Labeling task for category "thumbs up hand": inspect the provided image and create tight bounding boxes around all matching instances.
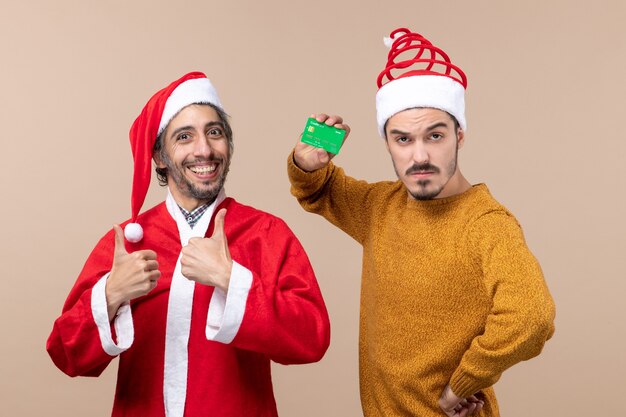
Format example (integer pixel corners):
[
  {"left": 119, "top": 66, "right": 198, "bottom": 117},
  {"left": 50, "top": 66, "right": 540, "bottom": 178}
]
[
  {"left": 181, "top": 209, "right": 233, "bottom": 292},
  {"left": 105, "top": 224, "right": 160, "bottom": 320}
]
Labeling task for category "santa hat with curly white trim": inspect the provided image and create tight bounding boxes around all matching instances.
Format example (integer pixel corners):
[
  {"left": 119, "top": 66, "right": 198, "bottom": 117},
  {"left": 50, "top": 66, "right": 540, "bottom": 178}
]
[
  {"left": 375, "top": 28, "right": 467, "bottom": 138},
  {"left": 124, "top": 71, "right": 223, "bottom": 242}
]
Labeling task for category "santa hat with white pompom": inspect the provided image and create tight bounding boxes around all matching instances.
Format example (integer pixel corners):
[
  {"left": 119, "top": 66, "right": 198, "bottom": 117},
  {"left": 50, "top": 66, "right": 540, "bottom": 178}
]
[
  {"left": 375, "top": 28, "right": 468, "bottom": 138},
  {"left": 124, "top": 71, "right": 223, "bottom": 242}
]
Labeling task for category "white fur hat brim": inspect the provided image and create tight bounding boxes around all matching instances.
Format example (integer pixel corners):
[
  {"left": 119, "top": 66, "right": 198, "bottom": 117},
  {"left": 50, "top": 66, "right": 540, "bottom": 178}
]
[
  {"left": 375, "top": 75, "right": 466, "bottom": 138},
  {"left": 158, "top": 77, "right": 223, "bottom": 135}
]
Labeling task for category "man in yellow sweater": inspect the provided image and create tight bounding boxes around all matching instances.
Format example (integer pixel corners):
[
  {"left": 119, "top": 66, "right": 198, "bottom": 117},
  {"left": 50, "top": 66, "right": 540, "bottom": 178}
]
[{"left": 287, "top": 28, "right": 555, "bottom": 417}]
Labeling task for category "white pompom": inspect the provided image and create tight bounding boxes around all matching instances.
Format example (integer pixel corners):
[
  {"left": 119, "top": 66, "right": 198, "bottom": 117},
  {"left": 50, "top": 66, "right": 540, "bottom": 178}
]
[
  {"left": 383, "top": 36, "right": 395, "bottom": 49},
  {"left": 124, "top": 223, "right": 143, "bottom": 243}
]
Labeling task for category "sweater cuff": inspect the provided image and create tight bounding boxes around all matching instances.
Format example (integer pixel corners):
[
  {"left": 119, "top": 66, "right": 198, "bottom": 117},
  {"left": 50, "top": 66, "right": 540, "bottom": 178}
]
[
  {"left": 287, "top": 150, "right": 333, "bottom": 194},
  {"left": 448, "top": 370, "right": 486, "bottom": 399}
]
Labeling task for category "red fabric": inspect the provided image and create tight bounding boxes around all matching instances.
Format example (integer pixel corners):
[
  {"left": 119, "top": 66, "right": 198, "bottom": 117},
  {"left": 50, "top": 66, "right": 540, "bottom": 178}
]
[
  {"left": 377, "top": 28, "right": 467, "bottom": 89},
  {"left": 47, "top": 198, "right": 330, "bottom": 416},
  {"left": 128, "top": 72, "right": 206, "bottom": 224}
]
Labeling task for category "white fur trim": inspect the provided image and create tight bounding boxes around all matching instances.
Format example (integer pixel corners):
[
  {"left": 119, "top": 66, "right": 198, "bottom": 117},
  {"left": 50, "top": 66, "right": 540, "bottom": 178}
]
[
  {"left": 91, "top": 274, "right": 134, "bottom": 356},
  {"left": 124, "top": 222, "right": 143, "bottom": 243},
  {"left": 158, "top": 78, "right": 223, "bottom": 135},
  {"left": 384, "top": 30, "right": 403, "bottom": 49},
  {"left": 205, "top": 261, "right": 253, "bottom": 343},
  {"left": 375, "top": 75, "right": 466, "bottom": 138},
  {"left": 162, "top": 188, "right": 225, "bottom": 417}
]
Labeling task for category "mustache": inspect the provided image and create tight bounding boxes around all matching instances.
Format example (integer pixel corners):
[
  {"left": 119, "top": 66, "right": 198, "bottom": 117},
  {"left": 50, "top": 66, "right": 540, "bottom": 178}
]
[
  {"left": 405, "top": 163, "right": 440, "bottom": 176},
  {"left": 183, "top": 156, "right": 224, "bottom": 166}
]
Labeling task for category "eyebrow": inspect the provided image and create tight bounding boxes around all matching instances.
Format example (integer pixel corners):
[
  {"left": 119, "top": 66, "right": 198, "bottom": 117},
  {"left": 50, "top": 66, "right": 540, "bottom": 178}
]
[
  {"left": 388, "top": 128, "right": 410, "bottom": 136},
  {"left": 169, "top": 125, "right": 194, "bottom": 138},
  {"left": 388, "top": 121, "right": 449, "bottom": 136},
  {"left": 425, "top": 122, "right": 449, "bottom": 132},
  {"left": 205, "top": 121, "right": 225, "bottom": 130}
]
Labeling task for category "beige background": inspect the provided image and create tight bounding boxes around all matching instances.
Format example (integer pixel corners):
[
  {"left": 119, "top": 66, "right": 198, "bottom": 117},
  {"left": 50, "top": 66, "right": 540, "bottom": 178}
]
[{"left": 1, "top": 0, "right": 624, "bottom": 416}]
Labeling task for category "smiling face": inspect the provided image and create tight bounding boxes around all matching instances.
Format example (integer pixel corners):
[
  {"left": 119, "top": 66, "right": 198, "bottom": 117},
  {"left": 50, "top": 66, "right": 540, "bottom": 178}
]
[
  {"left": 155, "top": 104, "right": 231, "bottom": 211},
  {"left": 385, "top": 107, "right": 469, "bottom": 200}
]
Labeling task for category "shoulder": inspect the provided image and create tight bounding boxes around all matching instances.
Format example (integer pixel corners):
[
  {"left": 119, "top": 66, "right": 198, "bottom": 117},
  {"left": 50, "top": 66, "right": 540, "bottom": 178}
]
[
  {"left": 221, "top": 198, "right": 293, "bottom": 235},
  {"left": 222, "top": 198, "right": 279, "bottom": 222},
  {"left": 132, "top": 201, "right": 169, "bottom": 226},
  {"left": 471, "top": 210, "right": 522, "bottom": 238},
  {"left": 457, "top": 185, "right": 529, "bottom": 246},
  {"left": 461, "top": 185, "right": 519, "bottom": 226},
  {"left": 221, "top": 198, "right": 308, "bottom": 257},
  {"left": 465, "top": 210, "right": 529, "bottom": 259}
]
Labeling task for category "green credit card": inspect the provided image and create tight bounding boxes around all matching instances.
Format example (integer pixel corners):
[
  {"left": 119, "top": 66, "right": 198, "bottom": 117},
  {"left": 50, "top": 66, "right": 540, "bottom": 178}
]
[{"left": 301, "top": 117, "right": 346, "bottom": 154}]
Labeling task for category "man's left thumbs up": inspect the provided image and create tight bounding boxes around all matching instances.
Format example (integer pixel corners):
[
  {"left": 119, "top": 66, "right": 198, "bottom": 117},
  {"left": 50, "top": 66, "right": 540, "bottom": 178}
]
[
  {"left": 181, "top": 209, "right": 233, "bottom": 292},
  {"left": 210, "top": 209, "right": 228, "bottom": 244}
]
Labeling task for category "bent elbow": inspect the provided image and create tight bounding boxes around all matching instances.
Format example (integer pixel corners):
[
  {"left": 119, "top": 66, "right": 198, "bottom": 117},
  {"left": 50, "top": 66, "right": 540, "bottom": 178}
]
[
  {"left": 519, "top": 298, "right": 556, "bottom": 359},
  {"left": 307, "top": 326, "right": 331, "bottom": 363},
  {"left": 274, "top": 317, "right": 331, "bottom": 365},
  {"left": 46, "top": 333, "right": 110, "bottom": 378},
  {"left": 298, "top": 317, "right": 332, "bottom": 364},
  {"left": 46, "top": 341, "right": 80, "bottom": 378},
  {"left": 532, "top": 296, "right": 556, "bottom": 340}
]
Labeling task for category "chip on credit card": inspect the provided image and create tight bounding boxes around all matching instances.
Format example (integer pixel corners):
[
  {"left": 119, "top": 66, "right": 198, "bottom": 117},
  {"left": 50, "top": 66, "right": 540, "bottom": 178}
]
[{"left": 301, "top": 117, "right": 346, "bottom": 154}]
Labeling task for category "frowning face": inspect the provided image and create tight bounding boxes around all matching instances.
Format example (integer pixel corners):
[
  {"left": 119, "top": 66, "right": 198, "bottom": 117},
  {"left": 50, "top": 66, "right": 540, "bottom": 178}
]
[{"left": 385, "top": 107, "right": 465, "bottom": 200}]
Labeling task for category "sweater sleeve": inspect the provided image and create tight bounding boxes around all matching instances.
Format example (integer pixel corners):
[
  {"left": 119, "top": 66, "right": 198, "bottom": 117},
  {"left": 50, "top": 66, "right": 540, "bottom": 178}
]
[
  {"left": 225, "top": 216, "right": 331, "bottom": 365},
  {"left": 46, "top": 231, "right": 125, "bottom": 377},
  {"left": 449, "top": 211, "right": 556, "bottom": 397},
  {"left": 287, "top": 151, "right": 375, "bottom": 245}
]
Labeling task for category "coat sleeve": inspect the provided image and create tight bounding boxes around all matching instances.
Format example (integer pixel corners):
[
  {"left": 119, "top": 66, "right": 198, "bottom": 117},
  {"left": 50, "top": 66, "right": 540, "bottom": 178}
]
[
  {"left": 287, "top": 151, "right": 377, "bottom": 245},
  {"left": 46, "top": 231, "right": 133, "bottom": 377},
  {"left": 449, "top": 211, "right": 556, "bottom": 397},
  {"left": 211, "top": 215, "right": 331, "bottom": 365}
]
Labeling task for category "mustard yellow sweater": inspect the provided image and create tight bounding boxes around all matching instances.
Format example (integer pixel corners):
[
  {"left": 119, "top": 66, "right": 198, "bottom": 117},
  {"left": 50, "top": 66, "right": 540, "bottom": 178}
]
[{"left": 288, "top": 156, "right": 555, "bottom": 417}]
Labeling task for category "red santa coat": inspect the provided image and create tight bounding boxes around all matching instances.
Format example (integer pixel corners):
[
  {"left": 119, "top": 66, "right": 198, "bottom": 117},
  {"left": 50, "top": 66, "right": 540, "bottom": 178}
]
[{"left": 47, "top": 193, "right": 330, "bottom": 416}]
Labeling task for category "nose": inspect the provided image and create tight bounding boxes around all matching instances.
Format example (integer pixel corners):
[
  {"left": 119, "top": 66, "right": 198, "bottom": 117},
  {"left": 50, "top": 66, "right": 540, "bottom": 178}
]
[
  {"left": 193, "top": 137, "right": 213, "bottom": 158},
  {"left": 411, "top": 141, "right": 429, "bottom": 165}
]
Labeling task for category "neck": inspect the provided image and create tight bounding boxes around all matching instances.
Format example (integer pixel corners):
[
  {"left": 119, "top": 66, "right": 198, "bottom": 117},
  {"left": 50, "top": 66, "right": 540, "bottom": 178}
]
[
  {"left": 179, "top": 200, "right": 210, "bottom": 212},
  {"left": 167, "top": 187, "right": 214, "bottom": 212},
  {"left": 437, "top": 169, "right": 471, "bottom": 199}
]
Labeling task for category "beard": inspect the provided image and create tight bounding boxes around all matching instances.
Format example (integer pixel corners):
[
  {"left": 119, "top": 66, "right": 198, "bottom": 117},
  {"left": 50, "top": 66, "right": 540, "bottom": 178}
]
[
  {"left": 393, "top": 147, "right": 458, "bottom": 201},
  {"left": 160, "top": 150, "right": 230, "bottom": 205},
  {"left": 410, "top": 179, "right": 445, "bottom": 200}
]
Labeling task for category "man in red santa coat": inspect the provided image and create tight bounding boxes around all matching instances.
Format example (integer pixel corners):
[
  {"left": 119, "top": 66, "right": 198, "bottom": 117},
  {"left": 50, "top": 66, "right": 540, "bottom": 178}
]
[{"left": 47, "top": 72, "right": 331, "bottom": 417}]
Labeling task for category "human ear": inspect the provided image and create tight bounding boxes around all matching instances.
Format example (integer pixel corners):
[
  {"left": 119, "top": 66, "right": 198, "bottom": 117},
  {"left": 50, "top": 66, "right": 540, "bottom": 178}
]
[
  {"left": 456, "top": 128, "right": 465, "bottom": 149},
  {"left": 153, "top": 151, "right": 166, "bottom": 169}
]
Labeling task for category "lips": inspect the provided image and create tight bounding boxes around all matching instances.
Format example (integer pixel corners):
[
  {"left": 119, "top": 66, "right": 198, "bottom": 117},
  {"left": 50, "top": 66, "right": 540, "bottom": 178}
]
[
  {"left": 185, "top": 160, "right": 221, "bottom": 180},
  {"left": 188, "top": 164, "right": 217, "bottom": 174}
]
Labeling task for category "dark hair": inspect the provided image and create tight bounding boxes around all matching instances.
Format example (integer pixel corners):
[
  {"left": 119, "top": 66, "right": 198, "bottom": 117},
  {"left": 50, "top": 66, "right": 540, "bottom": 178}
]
[
  {"left": 449, "top": 112, "right": 460, "bottom": 131},
  {"left": 153, "top": 103, "right": 233, "bottom": 186}
]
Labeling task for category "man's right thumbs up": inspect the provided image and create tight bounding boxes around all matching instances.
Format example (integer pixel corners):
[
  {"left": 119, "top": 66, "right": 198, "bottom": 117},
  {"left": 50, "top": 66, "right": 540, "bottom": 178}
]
[{"left": 105, "top": 225, "right": 161, "bottom": 321}]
